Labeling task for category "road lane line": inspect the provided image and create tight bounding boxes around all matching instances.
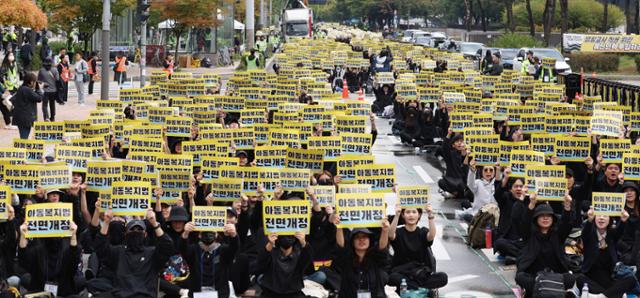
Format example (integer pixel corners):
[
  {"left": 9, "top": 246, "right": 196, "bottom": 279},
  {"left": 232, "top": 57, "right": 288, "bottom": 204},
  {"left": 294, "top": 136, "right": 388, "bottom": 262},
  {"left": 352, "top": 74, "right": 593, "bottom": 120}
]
[
  {"left": 414, "top": 165, "right": 435, "bottom": 184},
  {"left": 433, "top": 225, "right": 451, "bottom": 261},
  {"left": 448, "top": 274, "right": 479, "bottom": 284}
]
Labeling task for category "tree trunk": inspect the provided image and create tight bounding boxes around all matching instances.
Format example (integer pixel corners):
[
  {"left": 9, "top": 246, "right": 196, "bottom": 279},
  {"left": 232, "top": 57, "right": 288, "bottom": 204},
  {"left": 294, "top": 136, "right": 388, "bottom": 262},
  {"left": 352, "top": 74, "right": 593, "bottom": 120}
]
[
  {"left": 625, "top": 0, "right": 632, "bottom": 34},
  {"left": 477, "top": 0, "right": 487, "bottom": 32},
  {"left": 542, "top": 0, "right": 556, "bottom": 47},
  {"left": 636, "top": 0, "right": 640, "bottom": 34},
  {"left": 560, "top": 0, "right": 568, "bottom": 35},
  {"left": 174, "top": 32, "right": 181, "bottom": 61},
  {"left": 464, "top": 0, "right": 472, "bottom": 31},
  {"left": 602, "top": 0, "right": 608, "bottom": 33},
  {"left": 526, "top": 0, "right": 535, "bottom": 37},
  {"left": 505, "top": 0, "right": 514, "bottom": 32}
]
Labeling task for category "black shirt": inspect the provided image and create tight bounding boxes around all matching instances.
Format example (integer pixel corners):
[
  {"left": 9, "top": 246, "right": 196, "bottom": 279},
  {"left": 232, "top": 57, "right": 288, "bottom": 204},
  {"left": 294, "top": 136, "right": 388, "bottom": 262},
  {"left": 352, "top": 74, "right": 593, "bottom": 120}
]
[{"left": 391, "top": 227, "right": 432, "bottom": 268}]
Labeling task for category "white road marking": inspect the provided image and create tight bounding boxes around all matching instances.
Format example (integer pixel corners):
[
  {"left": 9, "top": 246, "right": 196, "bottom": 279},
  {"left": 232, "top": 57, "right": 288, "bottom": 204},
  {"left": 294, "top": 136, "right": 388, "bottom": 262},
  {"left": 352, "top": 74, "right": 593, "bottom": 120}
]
[
  {"left": 433, "top": 226, "right": 451, "bottom": 261},
  {"left": 414, "top": 165, "right": 435, "bottom": 184},
  {"left": 447, "top": 274, "right": 479, "bottom": 284}
]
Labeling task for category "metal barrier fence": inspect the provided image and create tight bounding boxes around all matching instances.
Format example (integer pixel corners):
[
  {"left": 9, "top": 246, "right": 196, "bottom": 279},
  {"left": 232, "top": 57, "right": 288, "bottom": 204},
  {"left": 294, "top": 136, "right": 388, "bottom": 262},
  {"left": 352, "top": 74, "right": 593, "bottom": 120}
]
[{"left": 558, "top": 74, "right": 640, "bottom": 112}]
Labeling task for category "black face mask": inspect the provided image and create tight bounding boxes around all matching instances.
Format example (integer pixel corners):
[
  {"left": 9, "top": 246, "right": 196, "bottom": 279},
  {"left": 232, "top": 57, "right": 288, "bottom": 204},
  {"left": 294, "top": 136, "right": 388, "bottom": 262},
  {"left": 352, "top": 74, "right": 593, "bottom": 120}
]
[
  {"left": 318, "top": 179, "right": 333, "bottom": 186},
  {"left": 200, "top": 232, "right": 216, "bottom": 245},
  {"left": 109, "top": 221, "right": 126, "bottom": 245},
  {"left": 125, "top": 231, "right": 145, "bottom": 252},
  {"left": 276, "top": 236, "right": 296, "bottom": 250}
]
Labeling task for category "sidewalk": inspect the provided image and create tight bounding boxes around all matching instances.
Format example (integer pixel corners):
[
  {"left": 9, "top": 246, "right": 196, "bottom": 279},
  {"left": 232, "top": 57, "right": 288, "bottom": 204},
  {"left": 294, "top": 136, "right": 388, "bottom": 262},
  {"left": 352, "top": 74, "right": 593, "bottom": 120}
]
[{"left": 0, "top": 63, "right": 240, "bottom": 148}]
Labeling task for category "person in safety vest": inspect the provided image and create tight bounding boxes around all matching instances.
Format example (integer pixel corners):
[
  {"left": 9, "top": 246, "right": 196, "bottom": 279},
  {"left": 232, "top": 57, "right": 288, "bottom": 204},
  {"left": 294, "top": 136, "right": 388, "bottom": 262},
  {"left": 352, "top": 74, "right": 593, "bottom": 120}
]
[
  {"left": 537, "top": 57, "right": 556, "bottom": 83},
  {"left": 56, "top": 54, "right": 70, "bottom": 104},
  {"left": 520, "top": 50, "right": 535, "bottom": 75},
  {"left": 0, "top": 51, "right": 20, "bottom": 128},
  {"left": 87, "top": 52, "right": 98, "bottom": 95},
  {"left": 256, "top": 35, "right": 268, "bottom": 57},
  {"left": 163, "top": 54, "right": 175, "bottom": 79},
  {"left": 114, "top": 51, "right": 128, "bottom": 86},
  {"left": 245, "top": 49, "right": 260, "bottom": 70}
]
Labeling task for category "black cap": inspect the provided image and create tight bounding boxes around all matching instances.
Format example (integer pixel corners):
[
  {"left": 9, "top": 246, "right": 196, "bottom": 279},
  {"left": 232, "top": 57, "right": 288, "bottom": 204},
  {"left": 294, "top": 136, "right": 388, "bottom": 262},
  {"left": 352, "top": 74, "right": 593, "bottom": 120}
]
[
  {"left": 527, "top": 50, "right": 534, "bottom": 55},
  {"left": 565, "top": 168, "right": 574, "bottom": 177},
  {"left": 236, "top": 151, "right": 248, "bottom": 158},
  {"left": 126, "top": 220, "right": 146, "bottom": 231},
  {"left": 226, "top": 206, "right": 237, "bottom": 218},
  {"left": 451, "top": 134, "right": 464, "bottom": 143},
  {"left": 622, "top": 181, "right": 639, "bottom": 193},
  {"left": 532, "top": 204, "right": 554, "bottom": 219},
  {"left": 46, "top": 189, "right": 65, "bottom": 197},
  {"left": 167, "top": 206, "right": 189, "bottom": 222},
  {"left": 351, "top": 228, "right": 373, "bottom": 237}
]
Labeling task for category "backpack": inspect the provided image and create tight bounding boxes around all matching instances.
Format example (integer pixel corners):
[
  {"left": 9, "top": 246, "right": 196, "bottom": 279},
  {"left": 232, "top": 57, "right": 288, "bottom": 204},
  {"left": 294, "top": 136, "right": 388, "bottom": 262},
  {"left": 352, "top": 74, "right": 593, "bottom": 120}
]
[
  {"left": 532, "top": 270, "right": 565, "bottom": 298},
  {"left": 467, "top": 203, "right": 499, "bottom": 248}
]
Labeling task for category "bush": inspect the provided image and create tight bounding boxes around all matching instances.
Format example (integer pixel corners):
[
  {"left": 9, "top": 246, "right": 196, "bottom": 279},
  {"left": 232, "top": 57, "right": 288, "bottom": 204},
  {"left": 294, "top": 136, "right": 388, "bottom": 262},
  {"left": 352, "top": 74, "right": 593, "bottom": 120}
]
[
  {"left": 634, "top": 56, "right": 640, "bottom": 73},
  {"left": 565, "top": 53, "right": 619, "bottom": 73},
  {"left": 509, "top": 0, "right": 625, "bottom": 32},
  {"left": 490, "top": 33, "right": 543, "bottom": 48}
]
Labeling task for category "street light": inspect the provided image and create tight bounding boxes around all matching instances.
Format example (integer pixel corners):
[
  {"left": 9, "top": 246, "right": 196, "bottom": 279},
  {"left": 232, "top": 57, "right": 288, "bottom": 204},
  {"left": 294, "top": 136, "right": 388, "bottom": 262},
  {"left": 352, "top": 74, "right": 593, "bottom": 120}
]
[{"left": 137, "top": 0, "right": 151, "bottom": 87}]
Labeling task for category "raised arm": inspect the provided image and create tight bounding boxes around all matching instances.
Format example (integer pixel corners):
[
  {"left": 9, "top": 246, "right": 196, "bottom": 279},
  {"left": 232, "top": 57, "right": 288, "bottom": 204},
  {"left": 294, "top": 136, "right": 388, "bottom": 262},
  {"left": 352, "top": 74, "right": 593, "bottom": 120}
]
[
  {"left": 378, "top": 218, "right": 389, "bottom": 250},
  {"left": 388, "top": 204, "right": 402, "bottom": 241},
  {"left": 426, "top": 204, "right": 436, "bottom": 242},
  {"left": 332, "top": 214, "right": 345, "bottom": 248}
]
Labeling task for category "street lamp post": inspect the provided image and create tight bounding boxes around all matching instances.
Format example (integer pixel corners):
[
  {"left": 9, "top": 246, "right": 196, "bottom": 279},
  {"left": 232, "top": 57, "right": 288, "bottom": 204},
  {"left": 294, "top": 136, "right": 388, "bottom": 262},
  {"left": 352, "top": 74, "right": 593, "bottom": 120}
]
[
  {"left": 246, "top": 0, "right": 255, "bottom": 50},
  {"left": 100, "top": 0, "right": 110, "bottom": 100}
]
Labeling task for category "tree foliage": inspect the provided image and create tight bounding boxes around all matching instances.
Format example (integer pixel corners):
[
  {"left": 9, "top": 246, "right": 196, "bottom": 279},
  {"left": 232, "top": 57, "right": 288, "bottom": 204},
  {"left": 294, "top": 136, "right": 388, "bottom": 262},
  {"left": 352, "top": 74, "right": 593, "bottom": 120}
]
[
  {"left": 509, "top": 0, "right": 625, "bottom": 32},
  {"left": 0, "top": 0, "right": 48, "bottom": 30}
]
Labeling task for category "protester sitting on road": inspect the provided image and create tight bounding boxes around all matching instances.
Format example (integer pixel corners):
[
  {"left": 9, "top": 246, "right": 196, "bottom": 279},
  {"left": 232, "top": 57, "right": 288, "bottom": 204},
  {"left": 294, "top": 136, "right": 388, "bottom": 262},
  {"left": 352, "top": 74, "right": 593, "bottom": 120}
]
[
  {"left": 332, "top": 216, "right": 390, "bottom": 298},
  {"left": 372, "top": 83, "right": 395, "bottom": 115},
  {"left": 456, "top": 158, "right": 498, "bottom": 222},
  {"left": 437, "top": 130, "right": 469, "bottom": 200},
  {"left": 577, "top": 207, "right": 636, "bottom": 298},
  {"left": 618, "top": 182, "right": 640, "bottom": 265},
  {"left": 258, "top": 232, "right": 312, "bottom": 298},
  {"left": 515, "top": 197, "right": 576, "bottom": 298},
  {"left": 388, "top": 203, "right": 447, "bottom": 297}
]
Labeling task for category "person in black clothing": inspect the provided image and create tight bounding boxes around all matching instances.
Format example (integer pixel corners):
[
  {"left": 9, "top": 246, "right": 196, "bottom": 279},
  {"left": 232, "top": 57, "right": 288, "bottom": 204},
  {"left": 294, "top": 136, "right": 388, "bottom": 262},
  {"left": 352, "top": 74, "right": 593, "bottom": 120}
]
[
  {"left": 480, "top": 50, "right": 492, "bottom": 73},
  {"left": 344, "top": 68, "right": 360, "bottom": 93},
  {"left": 493, "top": 171, "right": 528, "bottom": 264},
  {"left": 94, "top": 209, "right": 174, "bottom": 298},
  {"left": 618, "top": 182, "right": 640, "bottom": 265},
  {"left": 257, "top": 232, "right": 312, "bottom": 298},
  {"left": 515, "top": 196, "right": 576, "bottom": 298},
  {"left": 593, "top": 162, "right": 623, "bottom": 194},
  {"left": 399, "top": 101, "right": 422, "bottom": 147},
  {"left": 332, "top": 216, "right": 390, "bottom": 298},
  {"left": 372, "top": 83, "right": 395, "bottom": 115},
  {"left": 484, "top": 53, "right": 503, "bottom": 76},
  {"left": 388, "top": 203, "right": 447, "bottom": 296},
  {"left": 179, "top": 220, "right": 239, "bottom": 297},
  {"left": 19, "top": 40, "right": 33, "bottom": 71},
  {"left": 10, "top": 72, "right": 43, "bottom": 139},
  {"left": 159, "top": 206, "right": 191, "bottom": 298},
  {"left": 87, "top": 52, "right": 98, "bottom": 95},
  {"left": 437, "top": 131, "right": 469, "bottom": 199},
  {"left": 18, "top": 219, "right": 82, "bottom": 296},
  {"left": 304, "top": 187, "right": 337, "bottom": 288},
  {"left": 577, "top": 207, "right": 635, "bottom": 298}
]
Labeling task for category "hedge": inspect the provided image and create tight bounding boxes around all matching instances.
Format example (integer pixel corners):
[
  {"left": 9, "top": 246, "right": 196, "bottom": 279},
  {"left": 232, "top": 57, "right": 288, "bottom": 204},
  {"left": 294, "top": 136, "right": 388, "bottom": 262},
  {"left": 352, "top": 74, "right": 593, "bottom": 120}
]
[
  {"left": 490, "top": 33, "right": 542, "bottom": 48},
  {"left": 565, "top": 53, "right": 619, "bottom": 73}
]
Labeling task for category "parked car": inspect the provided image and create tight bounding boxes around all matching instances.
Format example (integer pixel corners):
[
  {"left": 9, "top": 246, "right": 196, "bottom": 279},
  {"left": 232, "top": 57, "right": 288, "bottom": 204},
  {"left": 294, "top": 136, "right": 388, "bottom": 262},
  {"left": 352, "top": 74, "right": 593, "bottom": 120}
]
[
  {"left": 513, "top": 48, "right": 572, "bottom": 74},
  {"left": 401, "top": 29, "right": 421, "bottom": 42},
  {"left": 499, "top": 48, "right": 519, "bottom": 70},
  {"left": 410, "top": 31, "right": 431, "bottom": 44},
  {"left": 459, "top": 42, "right": 485, "bottom": 60}
]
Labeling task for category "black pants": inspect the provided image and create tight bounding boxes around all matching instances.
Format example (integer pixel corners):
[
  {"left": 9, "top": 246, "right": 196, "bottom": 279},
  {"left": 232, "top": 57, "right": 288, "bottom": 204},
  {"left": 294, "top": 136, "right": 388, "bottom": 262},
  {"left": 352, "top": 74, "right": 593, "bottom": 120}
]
[
  {"left": 438, "top": 176, "right": 466, "bottom": 197},
  {"left": 576, "top": 273, "right": 636, "bottom": 298},
  {"left": 231, "top": 253, "right": 259, "bottom": 295},
  {"left": 42, "top": 92, "right": 57, "bottom": 121},
  {"left": 88, "top": 74, "right": 95, "bottom": 94},
  {"left": 59, "top": 81, "right": 68, "bottom": 102},
  {"left": 389, "top": 271, "right": 448, "bottom": 292},
  {"left": 0, "top": 102, "right": 10, "bottom": 125},
  {"left": 494, "top": 238, "right": 524, "bottom": 258},
  {"left": 516, "top": 272, "right": 575, "bottom": 298}
]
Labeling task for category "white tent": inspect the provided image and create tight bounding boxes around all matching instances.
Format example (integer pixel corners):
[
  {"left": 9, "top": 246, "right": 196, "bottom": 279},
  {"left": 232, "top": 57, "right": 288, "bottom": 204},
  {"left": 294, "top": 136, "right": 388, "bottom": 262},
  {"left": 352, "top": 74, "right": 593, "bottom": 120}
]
[{"left": 158, "top": 19, "right": 243, "bottom": 30}]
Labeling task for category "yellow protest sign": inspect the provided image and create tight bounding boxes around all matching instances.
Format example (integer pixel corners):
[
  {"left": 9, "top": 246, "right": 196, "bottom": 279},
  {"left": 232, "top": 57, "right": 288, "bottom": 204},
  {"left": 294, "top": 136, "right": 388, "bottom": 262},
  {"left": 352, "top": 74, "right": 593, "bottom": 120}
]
[
  {"left": 129, "top": 136, "right": 164, "bottom": 153},
  {"left": 0, "top": 148, "right": 26, "bottom": 165},
  {"left": 472, "top": 143, "right": 500, "bottom": 166},
  {"left": 397, "top": 186, "right": 429, "bottom": 208},
  {"left": 555, "top": 136, "right": 591, "bottom": 162},
  {"left": 269, "top": 129, "right": 301, "bottom": 148},
  {"left": 592, "top": 192, "right": 625, "bottom": 216},
  {"left": 70, "top": 137, "right": 105, "bottom": 158},
  {"left": 534, "top": 178, "right": 567, "bottom": 201},
  {"left": 255, "top": 146, "right": 287, "bottom": 168},
  {"left": 181, "top": 140, "right": 218, "bottom": 166},
  {"left": 25, "top": 202, "right": 73, "bottom": 238},
  {"left": 336, "top": 193, "right": 386, "bottom": 228},
  {"left": 158, "top": 167, "right": 192, "bottom": 192},
  {"left": 0, "top": 186, "right": 11, "bottom": 220},
  {"left": 165, "top": 116, "right": 192, "bottom": 138},
  {"left": 336, "top": 115, "right": 367, "bottom": 134},
  {"left": 55, "top": 146, "right": 91, "bottom": 172},
  {"left": 33, "top": 121, "right": 65, "bottom": 143},
  {"left": 263, "top": 200, "right": 311, "bottom": 235},
  {"left": 111, "top": 181, "right": 152, "bottom": 216},
  {"left": 450, "top": 112, "right": 474, "bottom": 133},
  {"left": 545, "top": 116, "right": 574, "bottom": 135},
  {"left": 280, "top": 168, "right": 311, "bottom": 191},
  {"left": 591, "top": 109, "right": 623, "bottom": 137},
  {"left": 499, "top": 141, "right": 530, "bottom": 166},
  {"left": 525, "top": 164, "right": 566, "bottom": 193},
  {"left": 192, "top": 206, "right": 227, "bottom": 232},
  {"left": 623, "top": 153, "right": 640, "bottom": 181},
  {"left": 13, "top": 139, "right": 45, "bottom": 161},
  {"left": 38, "top": 164, "right": 71, "bottom": 190},
  {"left": 156, "top": 153, "right": 194, "bottom": 170},
  {"left": 308, "top": 136, "right": 341, "bottom": 161},
  {"left": 355, "top": 164, "right": 396, "bottom": 193},
  {"left": 3, "top": 164, "right": 40, "bottom": 194},
  {"left": 210, "top": 178, "right": 243, "bottom": 202},
  {"left": 599, "top": 139, "right": 630, "bottom": 163},
  {"left": 509, "top": 150, "right": 545, "bottom": 178},
  {"left": 307, "top": 185, "right": 336, "bottom": 207},
  {"left": 530, "top": 134, "right": 556, "bottom": 156},
  {"left": 341, "top": 133, "right": 372, "bottom": 155},
  {"left": 86, "top": 160, "right": 122, "bottom": 192},
  {"left": 286, "top": 148, "right": 323, "bottom": 171},
  {"left": 201, "top": 156, "right": 239, "bottom": 183}
]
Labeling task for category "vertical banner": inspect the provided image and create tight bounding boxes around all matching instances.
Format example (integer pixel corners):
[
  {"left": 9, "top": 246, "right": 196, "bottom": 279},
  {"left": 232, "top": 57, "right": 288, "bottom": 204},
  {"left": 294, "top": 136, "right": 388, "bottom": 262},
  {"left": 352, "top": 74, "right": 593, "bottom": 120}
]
[
  {"left": 192, "top": 206, "right": 227, "bottom": 232},
  {"left": 263, "top": 200, "right": 311, "bottom": 235},
  {"left": 336, "top": 193, "right": 386, "bottom": 228},
  {"left": 25, "top": 202, "right": 73, "bottom": 238}
]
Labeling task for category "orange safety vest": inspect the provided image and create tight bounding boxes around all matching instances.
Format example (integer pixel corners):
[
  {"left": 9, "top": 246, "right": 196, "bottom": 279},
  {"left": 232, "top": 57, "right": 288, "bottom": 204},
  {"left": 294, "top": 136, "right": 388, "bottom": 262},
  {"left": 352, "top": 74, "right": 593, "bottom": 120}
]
[
  {"left": 60, "top": 64, "right": 69, "bottom": 82},
  {"left": 87, "top": 58, "right": 95, "bottom": 75},
  {"left": 115, "top": 57, "right": 126, "bottom": 72},
  {"left": 162, "top": 60, "right": 174, "bottom": 75}
]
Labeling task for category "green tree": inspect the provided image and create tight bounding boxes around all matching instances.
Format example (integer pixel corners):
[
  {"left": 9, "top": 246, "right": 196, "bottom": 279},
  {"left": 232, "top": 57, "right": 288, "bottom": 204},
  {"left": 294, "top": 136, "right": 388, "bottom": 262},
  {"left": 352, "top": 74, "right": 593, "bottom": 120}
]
[{"left": 510, "top": 0, "right": 624, "bottom": 32}]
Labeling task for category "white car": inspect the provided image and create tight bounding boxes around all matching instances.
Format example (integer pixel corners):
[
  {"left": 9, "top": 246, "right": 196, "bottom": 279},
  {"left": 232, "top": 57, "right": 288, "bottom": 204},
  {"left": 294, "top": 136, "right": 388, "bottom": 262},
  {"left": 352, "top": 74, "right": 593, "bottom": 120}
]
[
  {"left": 401, "top": 29, "right": 421, "bottom": 42},
  {"left": 513, "top": 48, "right": 572, "bottom": 74}
]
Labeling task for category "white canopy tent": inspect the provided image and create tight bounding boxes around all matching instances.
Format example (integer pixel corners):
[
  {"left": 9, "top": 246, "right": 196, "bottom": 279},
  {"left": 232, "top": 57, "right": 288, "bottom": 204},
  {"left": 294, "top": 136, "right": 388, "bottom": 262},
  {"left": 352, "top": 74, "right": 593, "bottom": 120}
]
[{"left": 158, "top": 19, "right": 244, "bottom": 31}]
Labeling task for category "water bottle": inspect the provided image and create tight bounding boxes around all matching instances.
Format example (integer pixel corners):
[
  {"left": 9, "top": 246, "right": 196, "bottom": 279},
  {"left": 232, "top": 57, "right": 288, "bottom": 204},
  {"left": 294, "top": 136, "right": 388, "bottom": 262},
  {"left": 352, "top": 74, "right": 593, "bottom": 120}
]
[
  {"left": 485, "top": 225, "right": 493, "bottom": 249},
  {"left": 581, "top": 283, "right": 589, "bottom": 298},
  {"left": 399, "top": 278, "right": 408, "bottom": 294}
]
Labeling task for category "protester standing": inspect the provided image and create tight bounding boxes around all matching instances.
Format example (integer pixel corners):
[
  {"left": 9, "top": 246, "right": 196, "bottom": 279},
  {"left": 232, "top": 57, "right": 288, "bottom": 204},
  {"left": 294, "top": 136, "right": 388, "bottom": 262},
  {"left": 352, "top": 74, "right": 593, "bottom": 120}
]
[
  {"left": 37, "top": 58, "right": 60, "bottom": 121},
  {"left": 0, "top": 52, "right": 19, "bottom": 128},
  {"left": 73, "top": 53, "right": 88, "bottom": 105},
  {"left": 19, "top": 40, "right": 33, "bottom": 71},
  {"left": 56, "top": 55, "right": 70, "bottom": 104},
  {"left": 87, "top": 52, "right": 98, "bottom": 95},
  {"left": 114, "top": 51, "right": 128, "bottom": 86},
  {"left": 10, "top": 72, "right": 43, "bottom": 139}
]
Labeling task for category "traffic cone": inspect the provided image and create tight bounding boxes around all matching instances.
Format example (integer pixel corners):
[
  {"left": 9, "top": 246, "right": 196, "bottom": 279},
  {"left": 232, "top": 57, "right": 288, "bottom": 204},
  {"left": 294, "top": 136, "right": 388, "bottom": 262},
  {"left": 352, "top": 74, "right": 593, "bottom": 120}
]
[
  {"left": 357, "top": 88, "right": 365, "bottom": 101},
  {"left": 342, "top": 80, "right": 349, "bottom": 99}
]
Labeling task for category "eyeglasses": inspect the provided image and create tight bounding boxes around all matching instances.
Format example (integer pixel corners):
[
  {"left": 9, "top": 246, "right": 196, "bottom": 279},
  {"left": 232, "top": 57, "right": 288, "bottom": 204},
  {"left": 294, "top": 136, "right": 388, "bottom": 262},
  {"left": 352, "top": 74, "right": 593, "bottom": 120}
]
[{"left": 482, "top": 167, "right": 494, "bottom": 172}]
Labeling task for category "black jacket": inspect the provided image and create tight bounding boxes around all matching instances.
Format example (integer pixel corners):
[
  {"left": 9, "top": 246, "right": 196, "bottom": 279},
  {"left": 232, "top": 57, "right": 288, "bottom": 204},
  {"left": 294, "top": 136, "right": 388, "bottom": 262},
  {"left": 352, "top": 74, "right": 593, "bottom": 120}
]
[
  {"left": 517, "top": 208, "right": 572, "bottom": 274},
  {"left": 18, "top": 239, "right": 81, "bottom": 296},
  {"left": 180, "top": 236, "right": 239, "bottom": 297},
  {"left": 581, "top": 220, "right": 625, "bottom": 273},
  {"left": 258, "top": 242, "right": 313, "bottom": 296},
  {"left": 10, "top": 85, "right": 43, "bottom": 127},
  {"left": 441, "top": 136, "right": 468, "bottom": 180},
  {"left": 95, "top": 232, "right": 174, "bottom": 298},
  {"left": 334, "top": 243, "right": 389, "bottom": 298}
]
